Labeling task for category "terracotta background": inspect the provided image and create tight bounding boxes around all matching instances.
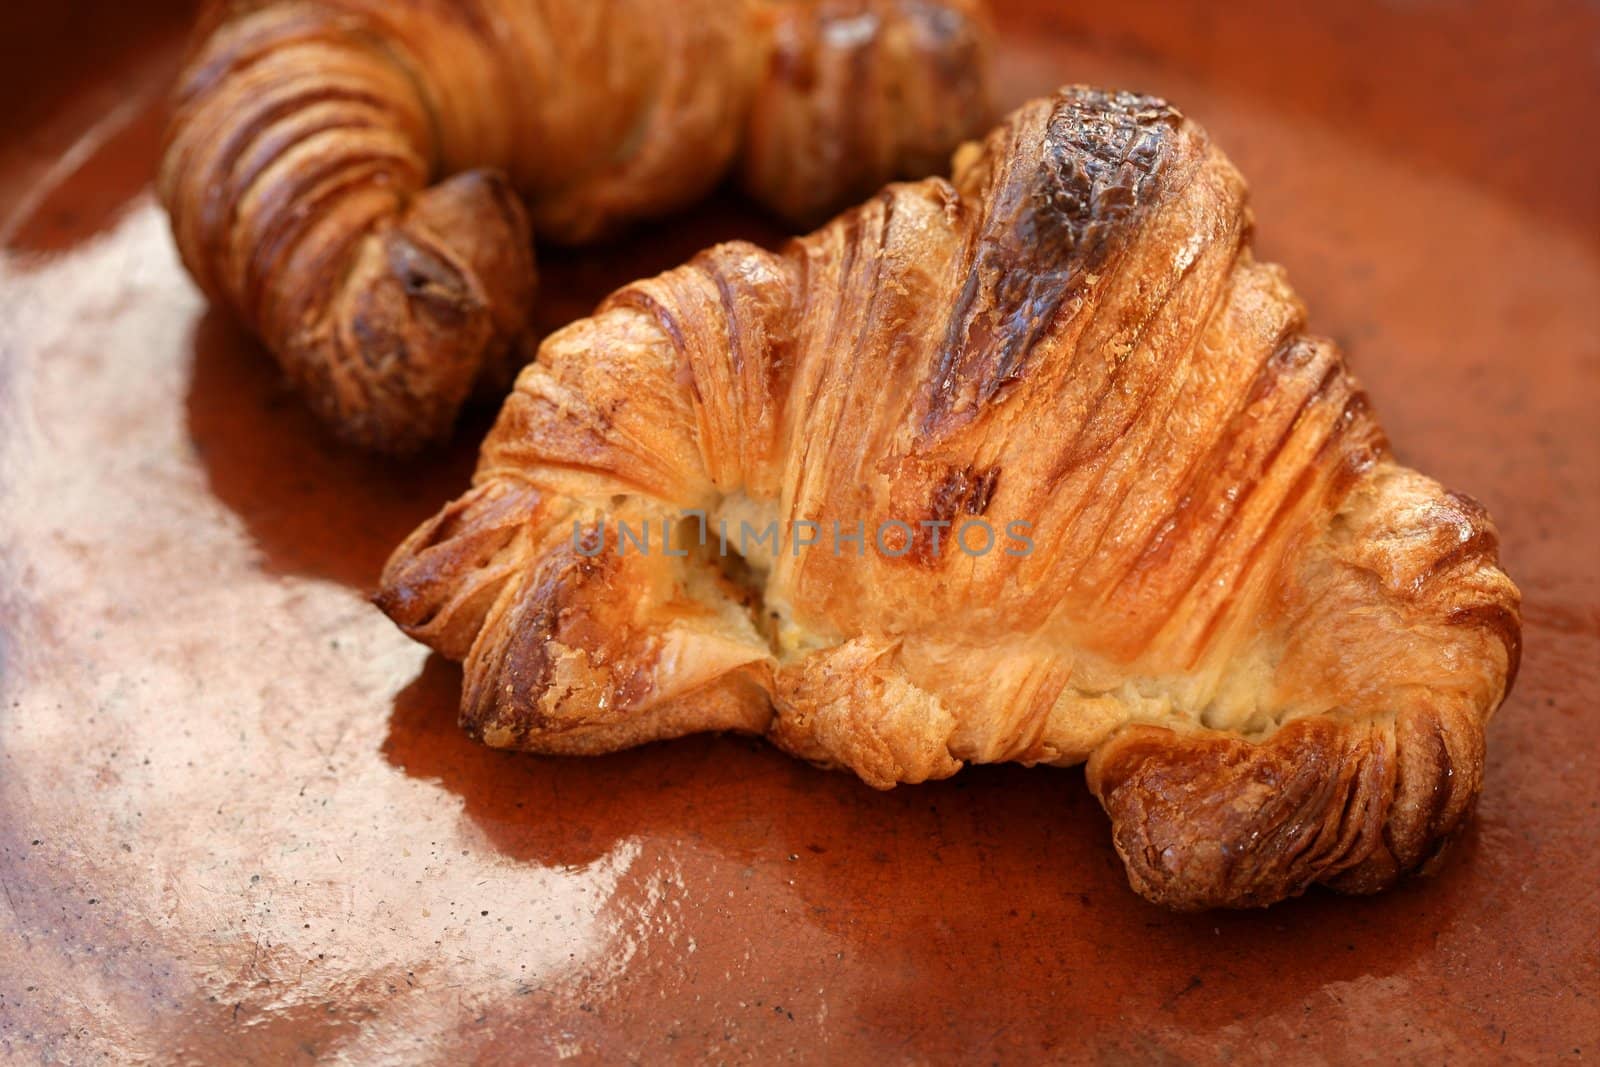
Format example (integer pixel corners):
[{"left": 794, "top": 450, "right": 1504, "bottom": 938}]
[{"left": 1, "top": 1, "right": 1597, "bottom": 1062}]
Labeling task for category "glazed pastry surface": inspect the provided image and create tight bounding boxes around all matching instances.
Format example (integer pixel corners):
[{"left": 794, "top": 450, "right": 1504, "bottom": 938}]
[
  {"left": 377, "top": 87, "right": 1521, "bottom": 910},
  {"left": 160, "top": 0, "right": 993, "bottom": 450}
]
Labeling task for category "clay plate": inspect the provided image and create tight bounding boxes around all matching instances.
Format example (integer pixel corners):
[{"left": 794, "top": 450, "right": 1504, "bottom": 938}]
[{"left": 2, "top": 1, "right": 1597, "bottom": 1061}]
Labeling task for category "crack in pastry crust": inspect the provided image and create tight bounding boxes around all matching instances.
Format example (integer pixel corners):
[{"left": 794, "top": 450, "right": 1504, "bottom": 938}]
[{"left": 376, "top": 86, "right": 1521, "bottom": 910}]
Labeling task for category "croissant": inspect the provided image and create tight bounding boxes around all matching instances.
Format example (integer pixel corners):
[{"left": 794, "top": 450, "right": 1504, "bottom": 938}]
[
  {"left": 376, "top": 87, "right": 1521, "bottom": 910},
  {"left": 159, "top": 0, "right": 993, "bottom": 452}
]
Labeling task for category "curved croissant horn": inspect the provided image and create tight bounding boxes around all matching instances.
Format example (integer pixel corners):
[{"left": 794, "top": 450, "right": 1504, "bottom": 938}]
[
  {"left": 159, "top": 0, "right": 993, "bottom": 452},
  {"left": 377, "top": 87, "right": 1520, "bottom": 910}
]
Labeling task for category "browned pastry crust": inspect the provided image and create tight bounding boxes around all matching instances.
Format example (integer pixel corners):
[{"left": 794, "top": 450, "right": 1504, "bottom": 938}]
[
  {"left": 376, "top": 87, "right": 1521, "bottom": 910},
  {"left": 159, "top": 0, "right": 993, "bottom": 452}
]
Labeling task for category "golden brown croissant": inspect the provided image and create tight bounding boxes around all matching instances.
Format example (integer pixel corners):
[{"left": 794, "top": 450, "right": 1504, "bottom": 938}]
[
  {"left": 376, "top": 87, "right": 1521, "bottom": 910},
  {"left": 159, "top": 0, "right": 992, "bottom": 451}
]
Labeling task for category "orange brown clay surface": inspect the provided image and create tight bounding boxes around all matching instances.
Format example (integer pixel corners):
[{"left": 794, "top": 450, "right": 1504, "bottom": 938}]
[{"left": 1, "top": 0, "right": 1597, "bottom": 1060}]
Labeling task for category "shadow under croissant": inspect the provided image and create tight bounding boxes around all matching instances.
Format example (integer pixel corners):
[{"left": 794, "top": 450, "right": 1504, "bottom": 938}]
[
  {"left": 384, "top": 654, "right": 1461, "bottom": 1020},
  {"left": 184, "top": 308, "right": 488, "bottom": 589}
]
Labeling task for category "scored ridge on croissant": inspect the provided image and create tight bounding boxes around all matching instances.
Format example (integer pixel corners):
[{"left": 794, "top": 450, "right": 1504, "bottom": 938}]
[
  {"left": 159, "top": 0, "right": 992, "bottom": 452},
  {"left": 376, "top": 86, "right": 1521, "bottom": 910}
]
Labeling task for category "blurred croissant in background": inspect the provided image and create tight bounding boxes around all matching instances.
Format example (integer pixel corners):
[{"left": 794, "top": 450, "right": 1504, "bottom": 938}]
[
  {"left": 159, "top": 0, "right": 993, "bottom": 451},
  {"left": 376, "top": 87, "right": 1521, "bottom": 911}
]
